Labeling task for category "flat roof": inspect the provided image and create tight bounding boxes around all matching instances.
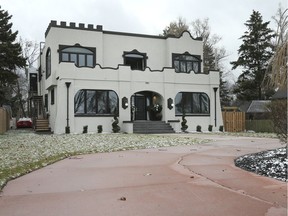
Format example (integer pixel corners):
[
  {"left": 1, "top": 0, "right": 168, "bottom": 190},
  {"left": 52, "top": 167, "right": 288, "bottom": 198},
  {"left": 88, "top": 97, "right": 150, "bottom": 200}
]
[{"left": 45, "top": 20, "right": 202, "bottom": 41}]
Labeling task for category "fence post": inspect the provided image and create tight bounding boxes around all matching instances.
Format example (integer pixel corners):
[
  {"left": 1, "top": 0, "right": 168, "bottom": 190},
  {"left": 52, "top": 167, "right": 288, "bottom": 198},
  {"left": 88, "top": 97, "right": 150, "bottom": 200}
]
[{"left": 0, "top": 108, "right": 7, "bottom": 134}]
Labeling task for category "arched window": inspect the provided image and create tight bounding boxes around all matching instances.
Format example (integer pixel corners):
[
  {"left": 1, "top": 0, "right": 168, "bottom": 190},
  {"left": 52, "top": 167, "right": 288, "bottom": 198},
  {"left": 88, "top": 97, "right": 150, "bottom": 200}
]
[
  {"left": 59, "top": 45, "right": 95, "bottom": 67},
  {"left": 46, "top": 48, "right": 51, "bottom": 78},
  {"left": 175, "top": 92, "right": 209, "bottom": 115},
  {"left": 172, "top": 53, "right": 201, "bottom": 73},
  {"left": 74, "top": 89, "right": 119, "bottom": 116}
]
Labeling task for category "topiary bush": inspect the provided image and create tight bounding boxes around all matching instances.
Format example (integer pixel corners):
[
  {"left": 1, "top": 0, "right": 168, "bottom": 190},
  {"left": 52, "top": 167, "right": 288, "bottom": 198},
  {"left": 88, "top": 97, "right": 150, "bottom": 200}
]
[
  {"left": 112, "top": 116, "right": 120, "bottom": 133},
  {"left": 181, "top": 115, "right": 188, "bottom": 132},
  {"left": 97, "top": 125, "right": 103, "bottom": 133},
  {"left": 196, "top": 125, "right": 202, "bottom": 132}
]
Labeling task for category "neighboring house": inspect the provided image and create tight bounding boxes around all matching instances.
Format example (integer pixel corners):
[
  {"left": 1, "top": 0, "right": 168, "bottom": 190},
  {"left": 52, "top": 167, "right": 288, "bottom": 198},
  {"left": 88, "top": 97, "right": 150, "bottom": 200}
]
[
  {"left": 34, "top": 21, "right": 222, "bottom": 134},
  {"left": 246, "top": 100, "right": 271, "bottom": 120},
  {"left": 272, "top": 88, "right": 287, "bottom": 100}
]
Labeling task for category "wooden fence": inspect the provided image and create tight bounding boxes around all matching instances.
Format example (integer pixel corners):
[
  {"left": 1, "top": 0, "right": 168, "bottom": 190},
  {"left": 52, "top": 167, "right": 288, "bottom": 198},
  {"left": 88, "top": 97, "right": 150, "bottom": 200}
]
[
  {"left": 222, "top": 110, "right": 245, "bottom": 132},
  {"left": 246, "top": 120, "right": 274, "bottom": 133},
  {"left": 0, "top": 107, "right": 9, "bottom": 134}
]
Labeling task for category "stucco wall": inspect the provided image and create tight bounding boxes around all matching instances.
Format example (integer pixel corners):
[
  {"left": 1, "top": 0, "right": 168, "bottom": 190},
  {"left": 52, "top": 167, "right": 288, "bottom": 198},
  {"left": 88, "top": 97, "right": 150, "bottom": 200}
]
[
  {"left": 51, "top": 65, "right": 222, "bottom": 134},
  {"left": 40, "top": 22, "right": 222, "bottom": 134}
]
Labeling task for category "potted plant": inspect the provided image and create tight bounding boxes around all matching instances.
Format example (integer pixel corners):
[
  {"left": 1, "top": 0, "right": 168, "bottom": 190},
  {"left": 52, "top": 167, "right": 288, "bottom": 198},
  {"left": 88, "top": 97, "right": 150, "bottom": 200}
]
[{"left": 148, "top": 104, "right": 162, "bottom": 120}]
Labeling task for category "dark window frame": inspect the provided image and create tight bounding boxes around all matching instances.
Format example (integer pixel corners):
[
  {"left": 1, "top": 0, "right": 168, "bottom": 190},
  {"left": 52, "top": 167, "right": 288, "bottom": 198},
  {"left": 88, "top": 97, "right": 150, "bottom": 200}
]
[
  {"left": 74, "top": 89, "right": 119, "bottom": 116},
  {"left": 59, "top": 44, "right": 96, "bottom": 68},
  {"left": 123, "top": 49, "right": 147, "bottom": 71},
  {"left": 51, "top": 88, "right": 55, "bottom": 105},
  {"left": 46, "top": 48, "right": 51, "bottom": 79},
  {"left": 175, "top": 92, "right": 210, "bottom": 116},
  {"left": 44, "top": 94, "right": 48, "bottom": 110},
  {"left": 172, "top": 52, "right": 202, "bottom": 73}
]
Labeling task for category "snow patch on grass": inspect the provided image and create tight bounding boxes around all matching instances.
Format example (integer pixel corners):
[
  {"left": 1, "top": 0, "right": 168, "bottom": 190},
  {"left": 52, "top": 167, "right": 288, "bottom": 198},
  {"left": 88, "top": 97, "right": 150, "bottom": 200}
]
[
  {"left": 0, "top": 131, "right": 208, "bottom": 190},
  {"left": 235, "top": 147, "right": 287, "bottom": 182}
]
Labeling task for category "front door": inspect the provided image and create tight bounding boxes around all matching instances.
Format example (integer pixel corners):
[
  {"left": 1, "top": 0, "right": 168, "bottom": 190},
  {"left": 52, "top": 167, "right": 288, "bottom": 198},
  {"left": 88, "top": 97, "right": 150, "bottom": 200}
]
[{"left": 134, "top": 96, "right": 146, "bottom": 120}]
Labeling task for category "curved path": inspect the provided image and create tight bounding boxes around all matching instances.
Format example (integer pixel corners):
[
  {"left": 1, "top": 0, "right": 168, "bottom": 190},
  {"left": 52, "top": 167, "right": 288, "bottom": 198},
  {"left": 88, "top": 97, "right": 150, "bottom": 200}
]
[{"left": 0, "top": 134, "right": 286, "bottom": 216}]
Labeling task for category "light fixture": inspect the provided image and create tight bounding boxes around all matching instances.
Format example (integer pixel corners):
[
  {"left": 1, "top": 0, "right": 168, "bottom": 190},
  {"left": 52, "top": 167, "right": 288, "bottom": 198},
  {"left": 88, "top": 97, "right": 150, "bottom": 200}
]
[
  {"left": 122, "top": 97, "right": 128, "bottom": 109},
  {"left": 168, "top": 98, "right": 174, "bottom": 110}
]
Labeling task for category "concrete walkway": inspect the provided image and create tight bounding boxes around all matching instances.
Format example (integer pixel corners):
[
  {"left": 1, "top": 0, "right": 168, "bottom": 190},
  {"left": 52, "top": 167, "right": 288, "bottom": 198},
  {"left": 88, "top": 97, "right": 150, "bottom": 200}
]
[{"left": 0, "top": 134, "right": 286, "bottom": 216}]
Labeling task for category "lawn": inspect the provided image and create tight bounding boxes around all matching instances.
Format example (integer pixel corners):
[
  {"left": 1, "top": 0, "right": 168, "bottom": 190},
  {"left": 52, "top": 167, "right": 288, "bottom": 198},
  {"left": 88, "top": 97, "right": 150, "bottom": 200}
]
[
  {"left": 0, "top": 130, "right": 208, "bottom": 190},
  {"left": 0, "top": 130, "right": 286, "bottom": 191}
]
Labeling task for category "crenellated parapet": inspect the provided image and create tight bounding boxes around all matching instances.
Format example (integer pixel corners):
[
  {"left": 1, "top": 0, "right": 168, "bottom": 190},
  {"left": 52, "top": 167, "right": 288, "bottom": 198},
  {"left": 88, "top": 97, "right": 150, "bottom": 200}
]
[{"left": 45, "top": 20, "right": 103, "bottom": 37}]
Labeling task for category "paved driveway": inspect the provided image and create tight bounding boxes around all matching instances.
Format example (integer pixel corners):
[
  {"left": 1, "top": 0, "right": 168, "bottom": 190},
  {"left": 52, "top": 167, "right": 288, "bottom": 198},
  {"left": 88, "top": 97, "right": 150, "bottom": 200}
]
[{"left": 0, "top": 134, "right": 286, "bottom": 216}]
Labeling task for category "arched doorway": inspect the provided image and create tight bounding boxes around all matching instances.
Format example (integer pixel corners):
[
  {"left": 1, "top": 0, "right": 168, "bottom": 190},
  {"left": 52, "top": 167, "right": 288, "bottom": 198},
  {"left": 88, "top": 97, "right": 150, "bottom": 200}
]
[{"left": 131, "top": 91, "right": 163, "bottom": 121}]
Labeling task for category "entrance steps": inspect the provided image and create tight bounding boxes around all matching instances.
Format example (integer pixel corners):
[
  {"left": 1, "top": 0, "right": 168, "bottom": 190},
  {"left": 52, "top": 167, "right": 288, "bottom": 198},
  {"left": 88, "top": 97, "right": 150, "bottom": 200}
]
[
  {"left": 35, "top": 119, "right": 51, "bottom": 133},
  {"left": 133, "top": 121, "right": 175, "bottom": 134}
]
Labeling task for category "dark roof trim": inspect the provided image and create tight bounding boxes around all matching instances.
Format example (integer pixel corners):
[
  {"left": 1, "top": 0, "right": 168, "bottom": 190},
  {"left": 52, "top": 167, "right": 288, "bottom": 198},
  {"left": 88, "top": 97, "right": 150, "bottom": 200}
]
[
  {"left": 64, "top": 62, "right": 216, "bottom": 75},
  {"left": 45, "top": 20, "right": 202, "bottom": 41},
  {"left": 246, "top": 100, "right": 271, "bottom": 113},
  {"left": 103, "top": 29, "right": 202, "bottom": 41}
]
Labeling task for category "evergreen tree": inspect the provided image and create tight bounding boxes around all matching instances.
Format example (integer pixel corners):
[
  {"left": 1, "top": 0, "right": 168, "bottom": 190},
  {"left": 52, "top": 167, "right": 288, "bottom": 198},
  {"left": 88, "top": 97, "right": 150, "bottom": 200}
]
[
  {"left": 0, "top": 6, "right": 26, "bottom": 106},
  {"left": 231, "top": 10, "right": 275, "bottom": 101},
  {"left": 219, "top": 71, "right": 232, "bottom": 107}
]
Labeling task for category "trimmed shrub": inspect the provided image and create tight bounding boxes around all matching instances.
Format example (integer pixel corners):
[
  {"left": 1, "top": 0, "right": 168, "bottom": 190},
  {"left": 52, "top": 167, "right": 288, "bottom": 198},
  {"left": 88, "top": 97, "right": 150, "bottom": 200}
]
[
  {"left": 97, "top": 125, "right": 103, "bottom": 133},
  {"left": 83, "top": 125, "right": 88, "bottom": 133},
  {"left": 219, "top": 125, "right": 224, "bottom": 132},
  {"left": 208, "top": 125, "right": 213, "bottom": 132},
  {"left": 181, "top": 115, "right": 188, "bottom": 132}
]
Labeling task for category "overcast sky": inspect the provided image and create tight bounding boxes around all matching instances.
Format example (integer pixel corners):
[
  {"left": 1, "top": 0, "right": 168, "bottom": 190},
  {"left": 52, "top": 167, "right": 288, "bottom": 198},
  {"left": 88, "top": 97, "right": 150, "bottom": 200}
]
[{"left": 1, "top": 0, "right": 287, "bottom": 82}]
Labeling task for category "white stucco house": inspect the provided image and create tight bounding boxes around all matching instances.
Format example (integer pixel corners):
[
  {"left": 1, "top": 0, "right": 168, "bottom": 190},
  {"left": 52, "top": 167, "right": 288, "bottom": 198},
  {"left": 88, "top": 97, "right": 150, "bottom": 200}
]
[{"left": 33, "top": 20, "right": 223, "bottom": 134}]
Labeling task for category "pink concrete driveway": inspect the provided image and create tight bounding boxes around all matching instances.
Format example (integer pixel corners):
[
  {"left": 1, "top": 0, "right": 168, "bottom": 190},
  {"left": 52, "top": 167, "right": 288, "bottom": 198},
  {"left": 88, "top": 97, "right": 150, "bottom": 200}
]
[{"left": 0, "top": 134, "right": 286, "bottom": 216}]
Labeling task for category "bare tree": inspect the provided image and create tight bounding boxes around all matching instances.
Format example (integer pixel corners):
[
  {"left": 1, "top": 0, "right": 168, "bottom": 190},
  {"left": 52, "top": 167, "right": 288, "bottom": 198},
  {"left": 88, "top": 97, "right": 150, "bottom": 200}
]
[
  {"left": 12, "top": 69, "right": 28, "bottom": 117},
  {"left": 162, "top": 17, "right": 189, "bottom": 37},
  {"left": 162, "top": 17, "right": 231, "bottom": 106},
  {"left": 190, "top": 18, "right": 227, "bottom": 72},
  {"left": 19, "top": 37, "right": 39, "bottom": 77},
  {"left": 190, "top": 18, "right": 231, "bottom": 106},
  {"left": 272, "top": 5, "right": 288, "bottom": 47},
  {"left": 263, "top": 4, "right": 288, "bottom": 143},
  {"left": 264, "top": 5, "right": 288, "bottom": 89},
  {"left": 13, "top": 38, "right": 39, "bottom": 117}
]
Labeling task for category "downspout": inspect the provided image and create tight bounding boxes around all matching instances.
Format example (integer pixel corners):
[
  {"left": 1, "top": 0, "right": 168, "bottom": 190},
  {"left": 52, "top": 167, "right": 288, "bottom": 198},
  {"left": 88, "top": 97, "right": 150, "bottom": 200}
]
[
  {"left": 65, "top": 82, "right": 71, "bottom": 134},
  {"left": 213, "top": 87, "right": 218, "bottom": 127}
]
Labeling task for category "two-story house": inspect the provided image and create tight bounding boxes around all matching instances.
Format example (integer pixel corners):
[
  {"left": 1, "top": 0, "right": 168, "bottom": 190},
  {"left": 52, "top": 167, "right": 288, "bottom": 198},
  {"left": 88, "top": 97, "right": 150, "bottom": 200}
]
[{"left": 33, "top": 20, "right": 222, "bottom": 134}]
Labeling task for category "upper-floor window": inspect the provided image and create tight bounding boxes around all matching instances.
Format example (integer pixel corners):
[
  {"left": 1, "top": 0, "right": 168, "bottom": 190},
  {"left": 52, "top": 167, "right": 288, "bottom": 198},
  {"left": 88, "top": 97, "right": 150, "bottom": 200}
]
[
  {"left": 74, "top": 89, "right": 118, "bottom": 116},
  {"left": 59, "top": 45, "right": 96, "bottom": 67},
  {"left": 123, "top": 49, "right": 147, "bottom": 71},
  {"left": 46, "top": 48, "right": 51, "bottom": 78},
  {"left": 175, "top": 92, "right": 209, "bottom": 116},
  {"left": 172, "top": 53, "right": 201, "bottom": 73}
]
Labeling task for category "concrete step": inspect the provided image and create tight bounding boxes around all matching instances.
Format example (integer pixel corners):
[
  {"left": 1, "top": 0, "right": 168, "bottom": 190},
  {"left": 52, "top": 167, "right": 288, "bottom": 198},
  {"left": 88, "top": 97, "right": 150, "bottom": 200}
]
[{"left": 133, "top": 121, "right": 175, "bottom": 134}]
